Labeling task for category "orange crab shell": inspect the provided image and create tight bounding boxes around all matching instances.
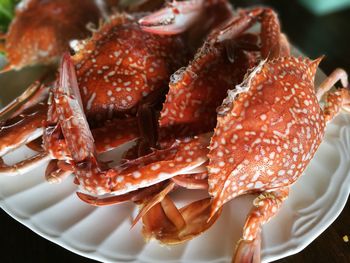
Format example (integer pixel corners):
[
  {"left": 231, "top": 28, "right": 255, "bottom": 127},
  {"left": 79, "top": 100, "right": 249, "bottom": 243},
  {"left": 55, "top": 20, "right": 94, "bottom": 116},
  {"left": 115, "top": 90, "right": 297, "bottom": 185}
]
[
  {"left": 208, "top": 56, "right": 324, "bottom": 215},
  {"left": 159, "top": 40, "right": 259, "bottom": 139},
  {"left": 5, "top": 0, "right": 101, "bottom": 70},
  {"left": 72, "top": 13, "right": 189, "bottom": 121}
]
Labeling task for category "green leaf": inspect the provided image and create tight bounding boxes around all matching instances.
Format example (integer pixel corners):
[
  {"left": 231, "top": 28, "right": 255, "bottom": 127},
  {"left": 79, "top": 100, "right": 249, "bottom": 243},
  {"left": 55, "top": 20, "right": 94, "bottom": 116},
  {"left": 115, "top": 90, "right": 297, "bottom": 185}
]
[{"left": 0, "top": 0, "right": 19, "bottom": 32}]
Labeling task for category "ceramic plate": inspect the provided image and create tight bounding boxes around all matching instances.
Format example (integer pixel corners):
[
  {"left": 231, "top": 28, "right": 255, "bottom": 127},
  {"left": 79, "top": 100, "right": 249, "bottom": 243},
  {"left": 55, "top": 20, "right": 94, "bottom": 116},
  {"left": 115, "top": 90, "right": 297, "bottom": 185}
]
[{"left": 1, "top": 57, "right": 350, "bottom": 263}]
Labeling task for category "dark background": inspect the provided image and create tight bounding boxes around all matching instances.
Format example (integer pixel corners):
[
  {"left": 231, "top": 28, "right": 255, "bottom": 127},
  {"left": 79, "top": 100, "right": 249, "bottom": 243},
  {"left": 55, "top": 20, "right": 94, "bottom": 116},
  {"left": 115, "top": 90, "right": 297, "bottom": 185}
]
[{"left": 1, "top": 0, "right": 350, "bottom": 262}]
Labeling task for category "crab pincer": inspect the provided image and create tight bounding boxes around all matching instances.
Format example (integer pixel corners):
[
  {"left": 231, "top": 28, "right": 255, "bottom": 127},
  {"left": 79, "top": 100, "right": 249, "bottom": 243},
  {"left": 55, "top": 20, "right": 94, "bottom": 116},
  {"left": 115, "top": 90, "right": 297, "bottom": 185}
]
[{"left": 138, "top": 0, "right": 233, "bottom": 36}]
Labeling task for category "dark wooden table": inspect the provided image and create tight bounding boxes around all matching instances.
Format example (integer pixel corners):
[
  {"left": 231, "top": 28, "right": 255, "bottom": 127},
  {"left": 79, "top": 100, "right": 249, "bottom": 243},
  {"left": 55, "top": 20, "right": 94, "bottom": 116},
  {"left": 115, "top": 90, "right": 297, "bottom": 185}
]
[{"left": 1, "top": 1, "right": 350, "bottom": 262}]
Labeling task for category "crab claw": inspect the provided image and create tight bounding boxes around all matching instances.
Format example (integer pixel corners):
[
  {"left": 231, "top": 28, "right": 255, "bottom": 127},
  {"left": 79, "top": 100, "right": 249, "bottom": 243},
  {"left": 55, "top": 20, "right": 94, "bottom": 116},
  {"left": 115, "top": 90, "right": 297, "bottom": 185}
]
[
  {"left": 142, "top": 197, "right": 222, "bottom": 244},
  {"left": 139, "top": 0, "right": 208, "bottom": 35},
  {"left": 139, "top": 0, "right": 231, "bottom": 35},
  {"left": 55, "top": 53, "right": 96, "bottom": 162}
]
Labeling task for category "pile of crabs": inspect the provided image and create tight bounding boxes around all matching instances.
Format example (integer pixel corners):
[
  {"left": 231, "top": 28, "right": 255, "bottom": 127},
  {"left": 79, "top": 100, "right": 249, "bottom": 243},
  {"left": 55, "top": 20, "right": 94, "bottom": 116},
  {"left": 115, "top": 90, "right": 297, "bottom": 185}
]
[{"left": 1, "top": 0, "right": 350, "bottom": 262}]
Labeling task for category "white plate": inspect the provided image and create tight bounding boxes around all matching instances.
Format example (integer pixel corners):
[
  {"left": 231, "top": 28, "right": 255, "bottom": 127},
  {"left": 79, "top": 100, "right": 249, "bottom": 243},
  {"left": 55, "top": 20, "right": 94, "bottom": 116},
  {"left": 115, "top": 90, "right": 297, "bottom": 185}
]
[{"left": 1, "top": 59, "right": 350, "bottom": 263}]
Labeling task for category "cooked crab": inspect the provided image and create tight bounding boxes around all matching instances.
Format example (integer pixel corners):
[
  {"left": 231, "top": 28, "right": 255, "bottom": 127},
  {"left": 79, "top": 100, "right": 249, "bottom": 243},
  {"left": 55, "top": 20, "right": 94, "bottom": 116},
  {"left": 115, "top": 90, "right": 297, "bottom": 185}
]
[
  {"left": 0, "top": 0, "right": 233, "bottom": 181},
  {"left": 133, "top": 56, "right": 350, "bottom": 262},
  {"left": 0, "top": 0, "right": 102, "bottom": 71}
]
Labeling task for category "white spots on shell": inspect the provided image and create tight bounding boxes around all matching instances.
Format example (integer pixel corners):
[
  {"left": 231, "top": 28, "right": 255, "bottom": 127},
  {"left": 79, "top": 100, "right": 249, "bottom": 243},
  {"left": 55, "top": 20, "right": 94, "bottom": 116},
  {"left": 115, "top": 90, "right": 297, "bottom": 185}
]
[
  {"left": 176, "top": 156, "right": 183, "bottom": 162},
  {"left": 151, "top": 164, "right": 161, "bottom": 171},
  {"left": 278, "top": 170, "right": 285, "bottom": 176},
  {"left": 108, "top": 71, "right": 116, "bottom": 77},
  {"left": 236, "top": 124, "right": 243, "bottom": 130},
  {"left": 260, "top": 114, "right": 267, "bottom": 121},
  {"left": 218, "top": 161, "right": 225, "bottom": 167},
  {"left": 254, "top": 181, "right": 264, "bottom": 188},
  {"left": 114, "top": 51, "right": 121, "bottom": 57},
  {"left": 132, "top": 171, "right": 141, "bottom": 178},
  {"left": 292, "top": 147, "right": 299, "bottom": 154},
  {"left": 210, "top": 167, "right": 221, "bottom": 174}
]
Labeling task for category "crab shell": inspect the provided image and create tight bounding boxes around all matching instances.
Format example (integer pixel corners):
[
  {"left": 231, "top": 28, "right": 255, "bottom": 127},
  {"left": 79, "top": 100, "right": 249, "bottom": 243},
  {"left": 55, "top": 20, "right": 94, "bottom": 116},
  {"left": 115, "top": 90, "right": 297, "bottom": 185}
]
[
  {"left": 72, "top": 13, "right": 189, "bottom": 123},
  {"left": 159, "top": 39, "right": 259, "bottom": 139},
  {"left": 208, "top": 56, "right": 325, "bottom": 215},
  {"left": 5, "top": 0, "right": 101, "bottom": 70}
]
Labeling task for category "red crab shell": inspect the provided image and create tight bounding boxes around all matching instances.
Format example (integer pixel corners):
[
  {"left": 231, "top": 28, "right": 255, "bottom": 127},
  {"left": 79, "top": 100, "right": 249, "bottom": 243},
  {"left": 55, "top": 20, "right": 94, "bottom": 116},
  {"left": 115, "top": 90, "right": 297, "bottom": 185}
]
[
  {"left": 5, "top": 0, "right": 101, "bottom": 69},
  {"left": 72, "top": 13, "right": 189, "bottom": 122},
  {"left": 159, "top": 39, "right": 259, "bottom": 139},
  {"left": 208, "top": 56, "right": 324, "bottom": 215}
]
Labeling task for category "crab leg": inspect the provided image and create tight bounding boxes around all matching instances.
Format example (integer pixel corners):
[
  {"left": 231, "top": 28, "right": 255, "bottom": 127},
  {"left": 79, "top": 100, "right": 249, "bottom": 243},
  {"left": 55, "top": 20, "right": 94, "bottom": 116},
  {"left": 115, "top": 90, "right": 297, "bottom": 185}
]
[
  {"left": 101, "top": 134, "right": 209, "bottom": 196},
  {"left": 216, "top": 8, "right": 287, "bottom": 59},
  {"left": 142, "top": 197, "right": 222, "bottom": 244},
  {"left": 233, "top": 188, "right": 289, "bottom": 263},
  {"left": 259, "top": 8, "right": 283, "bottom": 59},
  {"left": 45, "top": 159, "right": 73, "bottom": 183},
  {"left": 132, "top": 181, "right": 176, "bottom": 226},
  {"left": 0, "top": 81, "right": 49, "bottom": 121},
  {"left": 76, "top": 181, "right": 168, "bottom": 206},
  {"left": 0, "top": 105, "right": 47, "bottom": 156},
  {"left": 171, "top": 173, "right": 208, "bottom": 190},
  {"left": 314, "top": 68, "right": 350, "bottom": 121},
  {"left": 316, "top": 68, "right": 349, "bottom": 100},
  {"left": 132, "top": 172, "right": 209, "bottom": 226},
  {"left": 0, "top": 152, "right": 51, "bottom": 176},
  {"left": 323, "top": 88, "right": 350, "bottom": 122}
]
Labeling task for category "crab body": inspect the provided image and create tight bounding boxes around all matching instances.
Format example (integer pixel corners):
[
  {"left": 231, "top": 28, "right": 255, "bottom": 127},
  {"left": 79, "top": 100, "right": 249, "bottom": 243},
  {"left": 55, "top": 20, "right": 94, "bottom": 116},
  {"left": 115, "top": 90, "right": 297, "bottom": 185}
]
[
  {"left": 73, "top": 14, "right": 189, "bottom": 122},
  {"left": 208, "top": 57, "right": 324, "bottom": 214},
  {"left": 2, "top": 0, "right": 102, "bottom": 70},
  {"left": 159, "top": 39, "right": 259, "bottom": 140}
]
